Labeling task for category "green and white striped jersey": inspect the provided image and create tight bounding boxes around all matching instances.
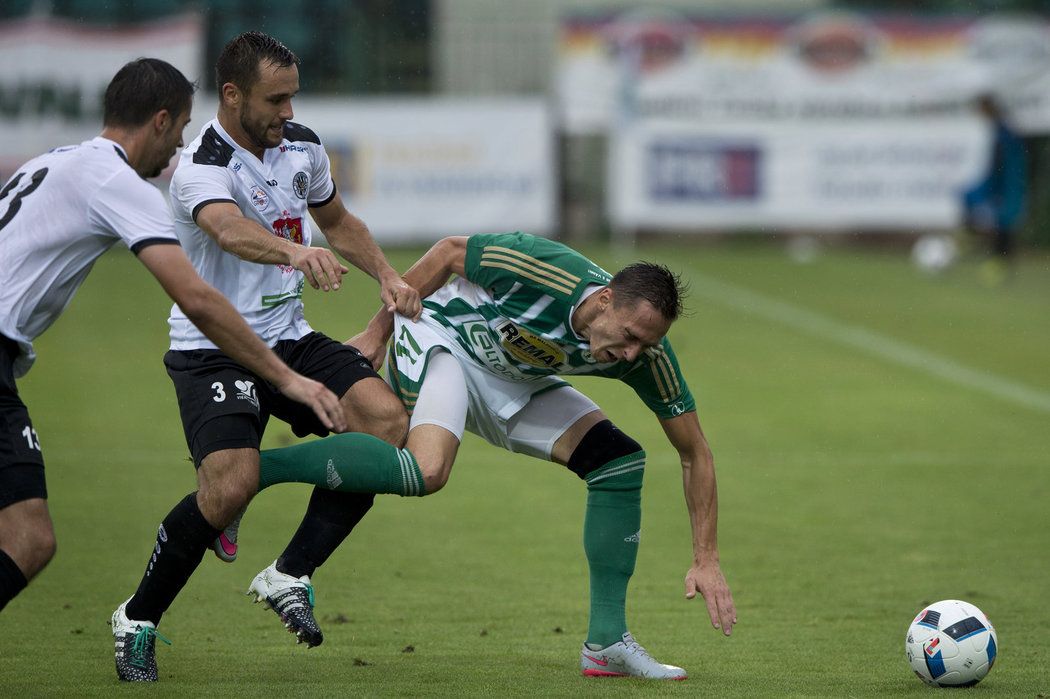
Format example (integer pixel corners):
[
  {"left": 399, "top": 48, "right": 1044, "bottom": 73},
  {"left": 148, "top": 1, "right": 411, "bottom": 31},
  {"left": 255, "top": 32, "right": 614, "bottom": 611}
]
[{"left": 412, "top": 232, "right": 695, "bottom": 420}]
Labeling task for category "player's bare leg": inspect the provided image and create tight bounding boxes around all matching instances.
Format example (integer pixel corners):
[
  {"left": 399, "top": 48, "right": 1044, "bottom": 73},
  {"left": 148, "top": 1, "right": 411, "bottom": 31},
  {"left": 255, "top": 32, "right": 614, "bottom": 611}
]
[{"left": 0, "top": 498, "right": 55, "bottom": 609}]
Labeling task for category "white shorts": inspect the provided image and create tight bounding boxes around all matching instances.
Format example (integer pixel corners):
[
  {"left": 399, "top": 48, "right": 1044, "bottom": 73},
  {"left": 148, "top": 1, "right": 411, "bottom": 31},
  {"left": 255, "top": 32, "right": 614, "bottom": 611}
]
[{"left": 388, "top": 314, "right": 600, "bottom": 460}]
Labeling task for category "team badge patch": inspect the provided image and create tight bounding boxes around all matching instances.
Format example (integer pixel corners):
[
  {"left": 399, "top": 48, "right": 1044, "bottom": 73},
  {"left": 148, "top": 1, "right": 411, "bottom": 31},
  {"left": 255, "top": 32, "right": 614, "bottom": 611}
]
[
  {"left": 292, "top": 171, "right": 309, "bottom": 199},
  {"left": 250, "top": 185, "right": 268, "bottom": 210}
]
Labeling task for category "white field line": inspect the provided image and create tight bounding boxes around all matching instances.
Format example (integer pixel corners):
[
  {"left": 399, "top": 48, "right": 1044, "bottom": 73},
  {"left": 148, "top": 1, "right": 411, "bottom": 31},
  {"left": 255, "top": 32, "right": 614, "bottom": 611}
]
[{"left": 689, "top": 273, "right": 1050, "bottom": 415}]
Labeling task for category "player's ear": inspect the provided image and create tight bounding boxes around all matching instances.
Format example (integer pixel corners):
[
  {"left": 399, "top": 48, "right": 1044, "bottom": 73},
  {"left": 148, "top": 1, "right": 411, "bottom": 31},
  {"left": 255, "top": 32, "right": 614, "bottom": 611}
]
[
  {"left": 220, "top": 82, "right": 241, "bottom": 108},
  {"left": 153, "top": 109, "right": 172, "bottom": 133}
]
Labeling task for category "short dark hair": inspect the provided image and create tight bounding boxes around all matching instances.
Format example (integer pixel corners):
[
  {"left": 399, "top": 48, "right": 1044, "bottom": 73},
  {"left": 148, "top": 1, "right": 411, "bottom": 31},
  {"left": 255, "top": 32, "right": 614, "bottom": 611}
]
[
  {"left": 103, "top": 58, "right": 195, "bottom": 128},
  {"left": 609, "top": 262, "right": 687, "bottom": 322},
  {"left": 215, "top": 31, "right": 299, "bottom": 93}
]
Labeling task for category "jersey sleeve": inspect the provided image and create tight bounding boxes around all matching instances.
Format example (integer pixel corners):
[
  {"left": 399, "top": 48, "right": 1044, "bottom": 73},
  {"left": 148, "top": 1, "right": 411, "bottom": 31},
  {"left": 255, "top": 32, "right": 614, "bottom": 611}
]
[
  {"left": 307, "top": 145, "right": 337, "bottom": 207},
  {"left": 618, "top": 337, "right": 696, "bottom": 419},
  {"left": 89, "top": 168, "right": 178, "bottom": 253},
  {"left": 170, "top": 160, "right": 237, "bottom": 222},
  {"left": 464, "top": 232, "right": 598, "bottom": 298}
]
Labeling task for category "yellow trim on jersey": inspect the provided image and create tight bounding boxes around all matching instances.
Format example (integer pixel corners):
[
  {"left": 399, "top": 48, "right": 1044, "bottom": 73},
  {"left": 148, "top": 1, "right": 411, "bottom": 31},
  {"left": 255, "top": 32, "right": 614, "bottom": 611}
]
[
  {"left": 645, "top": 348, "right": 681, "bottom": 403},
  {"left": 480, "top": 246, "right": 580, "bottom": 295}
]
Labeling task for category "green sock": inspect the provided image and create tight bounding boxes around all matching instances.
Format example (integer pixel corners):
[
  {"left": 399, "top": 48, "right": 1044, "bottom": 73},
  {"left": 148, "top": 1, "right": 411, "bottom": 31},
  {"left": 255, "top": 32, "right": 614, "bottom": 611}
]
[
  {"left": 582, "top": 451, "right": 646, "bottom": 648},
  {"left": 259, "top": 432, "right": 425, "bottom": 497}
]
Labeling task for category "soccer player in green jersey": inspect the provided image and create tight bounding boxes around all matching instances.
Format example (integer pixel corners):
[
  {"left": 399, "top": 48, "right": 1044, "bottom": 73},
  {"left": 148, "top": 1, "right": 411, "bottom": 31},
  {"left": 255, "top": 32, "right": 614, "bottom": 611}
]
[{"left": 256, "top": 232, "right": 735, "bottom": 679}]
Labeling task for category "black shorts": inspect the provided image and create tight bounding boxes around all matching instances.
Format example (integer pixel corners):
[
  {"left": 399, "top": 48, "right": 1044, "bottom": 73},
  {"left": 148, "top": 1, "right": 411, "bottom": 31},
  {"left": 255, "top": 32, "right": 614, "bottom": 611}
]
[
  {"left": 165, "top": 331, "right": 377, "bottom": 466},
  {"left": 0, "top": 335, "right": 46, "bottom": 508}
]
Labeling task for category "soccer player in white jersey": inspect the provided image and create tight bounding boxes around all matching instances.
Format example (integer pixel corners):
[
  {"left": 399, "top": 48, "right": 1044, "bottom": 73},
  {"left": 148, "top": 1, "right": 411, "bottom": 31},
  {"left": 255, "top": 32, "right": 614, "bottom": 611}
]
[
  {"left": 113, "top": 32, "right": 421, "bottom": 681},
  {"left": 0, "top": 58, "right": 346, "bottom": 644},
  {"left": 251, "top": 233, "right": 737, "bottom": 679}
]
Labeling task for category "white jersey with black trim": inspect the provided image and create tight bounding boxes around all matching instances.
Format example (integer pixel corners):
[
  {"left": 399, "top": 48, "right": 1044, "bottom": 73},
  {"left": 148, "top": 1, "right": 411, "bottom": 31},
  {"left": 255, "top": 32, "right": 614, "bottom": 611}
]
[
  {"left": 0, "top": 137, "right": 179, "bottom": 378},
  {"left": 167, "top": 118, "right": 338, "bottom": 350}
]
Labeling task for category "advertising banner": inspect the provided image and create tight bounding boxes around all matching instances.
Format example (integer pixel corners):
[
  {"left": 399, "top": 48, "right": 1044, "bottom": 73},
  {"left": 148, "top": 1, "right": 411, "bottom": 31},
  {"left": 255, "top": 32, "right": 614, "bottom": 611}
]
[
  {"left": 558, "top": 11, "right": 1050, "bottom": 135},
  {"left": 295, "top": 98, "right": 555, "bottom": 242},
  {"left": 0, "top": 13, "right": 203, "bottom": 178},
  {"left": 609, "top": 117, "right": 988, "bottom": 231}
]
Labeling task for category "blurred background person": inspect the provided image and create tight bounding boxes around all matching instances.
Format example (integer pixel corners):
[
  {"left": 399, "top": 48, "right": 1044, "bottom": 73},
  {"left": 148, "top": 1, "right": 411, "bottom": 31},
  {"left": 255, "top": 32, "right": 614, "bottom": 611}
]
[{"left": 962, "top": 93, "right": 1029, "bottom": 285}]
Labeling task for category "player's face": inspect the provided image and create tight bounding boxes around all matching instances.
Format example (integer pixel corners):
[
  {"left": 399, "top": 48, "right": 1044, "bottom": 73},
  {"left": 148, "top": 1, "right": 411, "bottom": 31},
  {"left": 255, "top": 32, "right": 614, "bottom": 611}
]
[
  {"left": 146, "top": 107, "right": 192, "bottom": 178},
  {"left": 239, "top": 60, "right": 299, "bottom": 150},
  {"left": 587, "top": 294, "right": 670, "bottom": 364}
]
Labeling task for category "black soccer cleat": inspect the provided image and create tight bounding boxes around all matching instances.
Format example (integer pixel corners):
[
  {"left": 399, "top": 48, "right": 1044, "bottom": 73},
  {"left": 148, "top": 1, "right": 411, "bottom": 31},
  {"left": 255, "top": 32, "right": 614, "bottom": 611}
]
[
  {"left": 247, "top": 561, "right": 324, "bottom": 647},
  {"left": 112, "top": 598, "right": 171, "bottom": 682}
]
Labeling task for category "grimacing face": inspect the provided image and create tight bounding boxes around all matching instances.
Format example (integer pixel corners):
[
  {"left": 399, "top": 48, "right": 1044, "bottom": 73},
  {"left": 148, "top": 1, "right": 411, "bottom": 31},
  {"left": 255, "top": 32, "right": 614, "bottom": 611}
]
[
  {"left": 237, "top": 60, "right": 299, "bottom": 151},
  {"left": 586, "top": 291, "right": 671, "bottom": 364}
]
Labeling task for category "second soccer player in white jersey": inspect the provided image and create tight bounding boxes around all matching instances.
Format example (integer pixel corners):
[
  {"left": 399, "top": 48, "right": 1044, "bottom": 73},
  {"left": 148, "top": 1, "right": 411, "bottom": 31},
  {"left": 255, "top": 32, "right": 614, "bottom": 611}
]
[{"left": 113, "top": 32, "right": 421, "bottom": 682}]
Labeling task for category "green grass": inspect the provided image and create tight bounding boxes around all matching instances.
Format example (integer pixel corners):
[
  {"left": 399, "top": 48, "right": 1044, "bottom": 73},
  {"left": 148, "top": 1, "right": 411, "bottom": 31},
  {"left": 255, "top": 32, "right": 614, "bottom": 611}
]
[{"left": 3, "top": 242, "right": 1048, "bottom": 696}]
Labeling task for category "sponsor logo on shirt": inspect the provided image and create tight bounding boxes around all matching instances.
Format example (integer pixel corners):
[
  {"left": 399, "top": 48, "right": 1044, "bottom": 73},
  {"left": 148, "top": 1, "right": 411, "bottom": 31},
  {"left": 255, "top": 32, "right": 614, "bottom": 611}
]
[
  {"left": 465, "top": 322, "right": 521, "bottom": 381},
  {"left": 250, "top": 185, "right": 268, "bottom": 210},
  {"left": 494, "top": 320, "right": 566, "bottom": 371},
  {"left": 280, "top": 144, "right": 307, "bottom": 153},
  {"left": 292, "top": 171, "right": 309, "bottom": 199}
]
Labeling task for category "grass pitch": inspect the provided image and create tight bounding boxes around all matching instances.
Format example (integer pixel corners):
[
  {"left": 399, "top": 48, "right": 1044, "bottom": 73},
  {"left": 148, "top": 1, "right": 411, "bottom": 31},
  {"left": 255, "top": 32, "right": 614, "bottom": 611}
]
[{"left": 2, "top": 240, "right": 1048, "bottom": 696}]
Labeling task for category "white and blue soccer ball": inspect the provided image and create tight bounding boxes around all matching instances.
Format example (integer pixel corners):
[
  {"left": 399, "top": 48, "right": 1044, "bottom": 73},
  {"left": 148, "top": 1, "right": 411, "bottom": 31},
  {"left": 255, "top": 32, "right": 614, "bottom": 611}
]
[{"left": 905, "top": 600, "right": 998, "bottom": 687}]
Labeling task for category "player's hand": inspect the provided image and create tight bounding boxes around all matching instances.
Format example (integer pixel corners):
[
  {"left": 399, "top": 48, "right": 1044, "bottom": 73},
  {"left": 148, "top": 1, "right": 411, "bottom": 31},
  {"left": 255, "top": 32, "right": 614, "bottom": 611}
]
[
  {"left": 380, "top": 276, "right": 422, "bottom": 320},
  {"left": 290, "top": 246, "right": 349, "bottom": 292},
  {"left": 346, "top": 329, "right": 388, "bottom": 371},
  {"left": 276, "top": 374, "right": 347, "bottom": 432},
  {"left": 685, "top": 561, "right": 736, "bottom": 636}
]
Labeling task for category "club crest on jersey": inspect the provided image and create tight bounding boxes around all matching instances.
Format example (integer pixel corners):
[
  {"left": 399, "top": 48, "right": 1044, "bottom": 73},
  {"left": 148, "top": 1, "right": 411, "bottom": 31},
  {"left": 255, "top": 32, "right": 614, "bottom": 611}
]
[
  {"left": 271, "top": 212, "right": 304, "bottom": 245},
  {"left": 292, "top": 171, "right": 309, "bottom": 199},
  {"left": 250, "top": 185, "right": 268, "bottom": 210},
  {"left": 495, "top": 320, "right": 566, "bottom": 370}
]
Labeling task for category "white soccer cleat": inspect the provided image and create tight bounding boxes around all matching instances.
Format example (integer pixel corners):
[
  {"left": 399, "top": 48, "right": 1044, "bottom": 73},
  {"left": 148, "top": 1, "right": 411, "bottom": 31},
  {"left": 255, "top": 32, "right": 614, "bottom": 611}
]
[
  {"left": 580, "top": 632, "right": 687, "bottom": 680},
  {"left": 247, "top": 560, "right": 323, "bottom": 647}
]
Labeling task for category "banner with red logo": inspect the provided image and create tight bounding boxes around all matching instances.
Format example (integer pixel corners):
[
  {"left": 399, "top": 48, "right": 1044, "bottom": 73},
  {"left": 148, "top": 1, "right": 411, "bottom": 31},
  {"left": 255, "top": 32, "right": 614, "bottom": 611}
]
[{"left": 558, "top": 11, "right": 1050, "bottom": 134}]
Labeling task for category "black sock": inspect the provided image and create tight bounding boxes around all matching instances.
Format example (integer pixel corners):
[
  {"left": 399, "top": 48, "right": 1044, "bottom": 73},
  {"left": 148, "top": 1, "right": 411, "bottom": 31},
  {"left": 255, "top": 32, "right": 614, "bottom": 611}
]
[
  {"left": 126, "top": 493, "right": 220, "bottom": 626},
  {"left": 277, "top": 488, "right": 374, "bottom": 578},
  {"left": 0, "top": 549, "right": 28, "bottom": 612}
]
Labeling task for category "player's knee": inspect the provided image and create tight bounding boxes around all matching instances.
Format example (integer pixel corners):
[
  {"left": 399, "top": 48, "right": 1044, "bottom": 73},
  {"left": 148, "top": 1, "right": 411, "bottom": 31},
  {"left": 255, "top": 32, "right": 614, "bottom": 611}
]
[
  {"left": 2, "top": 517, "right": 56, "bottom": 579},
  {"left": 566, "top": 420, "right": 645, "bottom": 483},
  {"left": 419, "top": 459, "right": 452, "bottom": 494}
]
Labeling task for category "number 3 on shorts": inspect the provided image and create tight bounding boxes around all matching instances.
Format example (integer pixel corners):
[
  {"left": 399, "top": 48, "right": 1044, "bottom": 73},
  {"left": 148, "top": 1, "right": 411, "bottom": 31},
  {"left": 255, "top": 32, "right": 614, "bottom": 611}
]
[{"left": 212, "top": 381, "right": 226, "bottom": 402}]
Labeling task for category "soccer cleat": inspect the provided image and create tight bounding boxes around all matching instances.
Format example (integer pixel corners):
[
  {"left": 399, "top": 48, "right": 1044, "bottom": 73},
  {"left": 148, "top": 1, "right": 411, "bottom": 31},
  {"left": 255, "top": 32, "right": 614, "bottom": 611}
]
[
  {"left": 111, "top": 598, "right": 171, "bottom": 682},
  {"left": 247, "top": 560, "right": 323, "bottom": 647},
  {"left": 580, "top": 632, "right": 687, "bottom": 680},
  {"left": 211, "top": 510, "right": 242, "bottom": 563}
]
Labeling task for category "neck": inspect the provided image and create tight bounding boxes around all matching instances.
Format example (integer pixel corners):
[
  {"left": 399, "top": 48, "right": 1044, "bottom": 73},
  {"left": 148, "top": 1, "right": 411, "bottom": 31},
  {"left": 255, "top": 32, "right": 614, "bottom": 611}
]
[
  {"left": 217, "top": 110, "right": 264, "bottom": 160},
  {"left": 99, "top": 126, "right": 149, "bottom": 177}
]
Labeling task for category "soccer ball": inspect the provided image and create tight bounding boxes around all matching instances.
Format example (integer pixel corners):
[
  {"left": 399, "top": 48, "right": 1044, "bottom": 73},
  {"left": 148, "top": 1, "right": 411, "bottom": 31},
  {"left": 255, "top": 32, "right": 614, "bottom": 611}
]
[
  {"left": 905, "top": 600, "right": 998, "bottom": 687},
  {"left": 911, "top": 234, "right": 958, "bottom": 273}
]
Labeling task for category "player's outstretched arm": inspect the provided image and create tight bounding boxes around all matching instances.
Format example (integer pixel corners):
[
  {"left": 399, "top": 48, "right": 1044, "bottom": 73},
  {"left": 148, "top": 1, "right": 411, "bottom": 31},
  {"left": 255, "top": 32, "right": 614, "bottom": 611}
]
[
  {"left": 660, "top": 411, "right": 737, "bottom": 636},
  {"left": 196, "top": 201, "right": 349, "bottom": 292},
  {"left": 310, "top": 197, "right": 421, "bottom": 318},
  {"left": 347, "top": 236, "right": 468, "bottom": 368},
  {"left": 137, "top": 244, "right": 347, "bottom": 432}
]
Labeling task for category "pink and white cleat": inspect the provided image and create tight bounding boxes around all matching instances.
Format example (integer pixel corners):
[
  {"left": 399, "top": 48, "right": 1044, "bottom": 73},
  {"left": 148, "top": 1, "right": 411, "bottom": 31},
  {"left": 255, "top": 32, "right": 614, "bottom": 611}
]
[
  {"left": 580, "top": 632, "right": 687, "bottom": 680},
  {"left": 211, "top": 511, "right": 242, "bottom": 563}
]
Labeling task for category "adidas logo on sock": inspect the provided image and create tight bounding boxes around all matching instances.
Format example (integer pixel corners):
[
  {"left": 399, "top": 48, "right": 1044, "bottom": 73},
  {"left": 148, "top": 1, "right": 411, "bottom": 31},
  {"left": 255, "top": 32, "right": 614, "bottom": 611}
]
[
  {"left": 624, "top": 530, "right": 641, "bottom": 543},
  {"left": 326, "top": 459, "right": 343, "bottom": 489}
]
